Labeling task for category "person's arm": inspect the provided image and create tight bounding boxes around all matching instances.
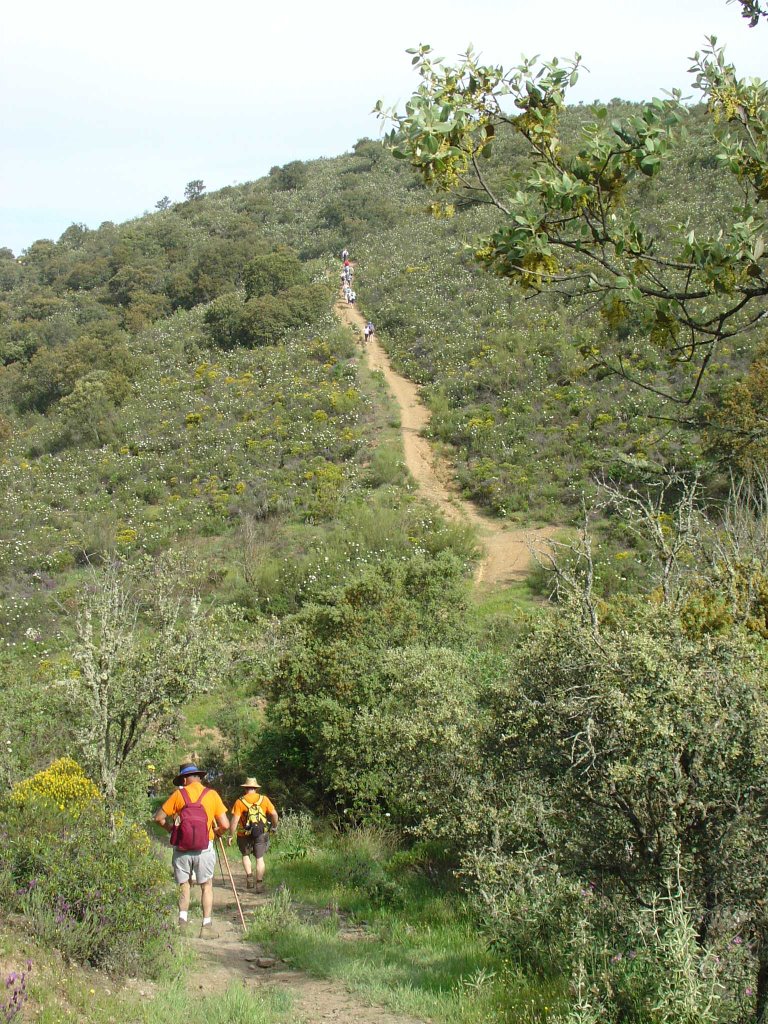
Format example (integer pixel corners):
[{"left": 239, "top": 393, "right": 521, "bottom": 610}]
[
  {"left": 264, "top": 796, "right": 279, "bottom": 831},
  {"left": 154, "top": 807, "right": 172, "bottom": 833},
  {"left": 154, "top": 792, "right": 180, "bottom": 834},
  {"left": 214, "top": 811, "right": 230, "bottom": 837},
  {"left": 228, "top": 809, "right": 241, "bottom": 843}
]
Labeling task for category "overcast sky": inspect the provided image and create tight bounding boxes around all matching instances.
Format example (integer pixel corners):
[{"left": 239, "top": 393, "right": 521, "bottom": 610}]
[{"left": 2, "top": 0, "right": 765, "bottom": 256}]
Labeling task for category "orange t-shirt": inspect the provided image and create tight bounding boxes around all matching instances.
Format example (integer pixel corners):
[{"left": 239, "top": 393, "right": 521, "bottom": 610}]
[
  {"left": 162, "top": 780, "right": 228, "bottom": 842},
  {"left": 230, "top": 792, "right": 277, "bottom": 836}
]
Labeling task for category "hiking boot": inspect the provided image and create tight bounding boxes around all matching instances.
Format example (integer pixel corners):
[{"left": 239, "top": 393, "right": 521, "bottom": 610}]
[
  {"left": 177, "top": 917, "right": 189, "bottom": 931},
  {"left": 246, "top": 874, "right": 255, "bottom": 890},
  {"left": 254, "top": 880, "right": 266, "bottom": 894},
  {"left": 198, "top": 923, "right": 219, "bottom": 939}
]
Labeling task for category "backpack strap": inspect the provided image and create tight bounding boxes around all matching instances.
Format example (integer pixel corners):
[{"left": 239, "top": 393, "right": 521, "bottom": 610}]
[{"left": 180, "top": 785, "right": 210, "bottom": 807}]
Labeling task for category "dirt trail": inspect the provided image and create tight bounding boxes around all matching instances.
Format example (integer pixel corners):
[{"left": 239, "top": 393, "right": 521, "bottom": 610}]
[
  {"left": 189, "top": 855, "right": 425, "bottom": 1024},
  {"left": 337, "top": 298, "right": 556, "bottom": 588}
]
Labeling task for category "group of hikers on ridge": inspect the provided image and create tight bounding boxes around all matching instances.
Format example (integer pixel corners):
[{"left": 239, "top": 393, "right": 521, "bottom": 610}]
[
  {"left": 154, "top": 761, "right": 278, "bottom": 936},
  {"left": 339, "top": 247, "right": 375, "bottom": 342}
]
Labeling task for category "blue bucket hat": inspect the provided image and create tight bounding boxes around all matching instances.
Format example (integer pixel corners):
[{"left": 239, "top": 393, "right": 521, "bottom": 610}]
[{"left": 173, "top": 762, "right": 206, "bottom": 786}]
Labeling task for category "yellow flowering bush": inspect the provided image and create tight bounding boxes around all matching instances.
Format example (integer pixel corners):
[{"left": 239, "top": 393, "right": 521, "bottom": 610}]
[{"left": 11, "top": 756, "right": 100, "bottom": 813}]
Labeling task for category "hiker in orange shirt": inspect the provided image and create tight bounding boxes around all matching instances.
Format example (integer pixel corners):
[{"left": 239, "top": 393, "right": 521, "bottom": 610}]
[
  {"left": 154, "top": 762, "right": 229, "bottom": 935},
  {"left": 228, "top": 777, "right": 279, "bottom": 893}
]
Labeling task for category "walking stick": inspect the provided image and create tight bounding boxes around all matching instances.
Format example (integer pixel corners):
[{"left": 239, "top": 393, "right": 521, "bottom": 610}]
[{"left": 217, "top": 836, "right": 247, "bottom": 933}]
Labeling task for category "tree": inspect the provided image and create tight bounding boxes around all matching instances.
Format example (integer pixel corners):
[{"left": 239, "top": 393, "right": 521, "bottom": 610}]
[
  {"left": 155, "top": 195, "right": 172, "bottom": 211},
  {"left": 60, "top": 558, "right": 229, "bottom": 825},
  {"left": 377, "top": 27, "right": 768, "bottom": 407},
  {"left": 268, "top": 161, "right": 307, "bottom": 191},
  {"left": 478, "top": 582, "right": 768, "bottom": 1017},
  {"left": 731, "top": 0, "right": 768, "bottom": 26},
  {"left": 183, "top": 179, "right": 206, "bottom": 201},
  {"left": 243, "top": 248, "right": 307, "bottom": 299}
]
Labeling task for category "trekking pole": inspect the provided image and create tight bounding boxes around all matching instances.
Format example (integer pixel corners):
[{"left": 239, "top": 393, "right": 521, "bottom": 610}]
[{"left": 217, "top": 836, "right": 247, "bottom": 933}]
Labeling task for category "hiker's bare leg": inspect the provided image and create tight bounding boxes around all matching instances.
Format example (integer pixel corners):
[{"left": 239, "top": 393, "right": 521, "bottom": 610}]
[
  {"left": 255, "top": 855, "right": 266, "bottom": 882},
  {"left": 201, "top": 879, "right": 213, "bottom": 918},
  {"left": 242, "top": 853, "right": 253, "bottom": 878},
  {"left": 178, "top": 881, "right": 191, "bottom": 913}
]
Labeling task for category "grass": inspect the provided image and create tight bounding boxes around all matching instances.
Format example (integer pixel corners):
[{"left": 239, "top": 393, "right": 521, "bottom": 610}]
[
  {"left": 0, "top": 924, "right": 295, "bottom": 1024},
  {"left": 248, "top": 825, "right": 565, "bottom": 1024},
  {"left": 136, "top": 986, "right": 294, "bottom": 1024}
]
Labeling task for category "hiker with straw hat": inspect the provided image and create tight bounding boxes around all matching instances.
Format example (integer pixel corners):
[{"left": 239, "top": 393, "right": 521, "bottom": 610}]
[
  {"left": 154, "top": 762, "right": 229, "bottom": 935},
  {"left": 228, "top": 776, "right": 278, "bottom": 892}
]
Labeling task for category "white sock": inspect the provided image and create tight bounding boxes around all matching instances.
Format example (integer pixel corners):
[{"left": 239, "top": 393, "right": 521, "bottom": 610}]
[
  {"left": 178, "top": 911, "right": 188, "bottom": 922},
  {"left": 202, "top": 917, "right": 212, "bottom": 926}
]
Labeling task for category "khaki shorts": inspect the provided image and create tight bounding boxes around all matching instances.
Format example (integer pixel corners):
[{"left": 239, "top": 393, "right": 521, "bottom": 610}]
[
  {"left": 172, "top": 842, "right": 216, "bottom": 884},
  {"left": 237, "top": 832, "right": 270, "bottom": 859}
]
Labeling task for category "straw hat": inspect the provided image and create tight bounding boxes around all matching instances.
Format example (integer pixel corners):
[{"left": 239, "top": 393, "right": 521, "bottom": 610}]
[
  {"left": 239, "top": 777, "right": 262, "bottom": 789},
  {"left": 173, "top": 762, "right": 206, "bottom": 786}
]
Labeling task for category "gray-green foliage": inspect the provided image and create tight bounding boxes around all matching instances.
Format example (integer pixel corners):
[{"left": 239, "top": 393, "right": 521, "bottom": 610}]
[
  {"left": 0, "top": 801, "right": 174, "bottom": 976},
  {"left": 60, "top": 556, "right": 230, "bottom": 808},
  {"left": 488, "top": 598, "right": 768, "bottom": 901},
  {"left": 259, "top": 551, "right": 471, "bottom": 809},
  {"left": 378, "top": 36, "right": 768, "bottom": 408},
  {"left": 466, "top": 591, "right": 768, "bottom": 1018},
  {"left": 350, "top": 645, "right": 495, "bottom": 834},
  {"left": 243, "top": 248, "right": 307, "bottom": 300}
]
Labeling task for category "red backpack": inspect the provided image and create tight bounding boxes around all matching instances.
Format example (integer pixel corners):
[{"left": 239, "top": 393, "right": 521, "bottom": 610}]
[{"left": 170, "top": 786, "right": 211, "bottom": 851}]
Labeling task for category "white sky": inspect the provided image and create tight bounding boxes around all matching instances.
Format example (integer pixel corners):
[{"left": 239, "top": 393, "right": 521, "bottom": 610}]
[{"left": 1, "top": 0, "right": 766, "bottom": 255}]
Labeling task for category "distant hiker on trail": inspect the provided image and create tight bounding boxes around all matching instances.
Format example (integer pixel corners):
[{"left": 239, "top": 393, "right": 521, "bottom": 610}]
[
  {"left": 154, "top": 762, "right": 229, "bottom": 936},
  {"left": 364, "top": 321, "right": 374, "bottom": 342},
  {"left": 341, "top": 248, "right": 349, "bottom": 261},
  {"left": 228, "top": 777, "right": 279, "bottom": 893},
  {"left": 348, "top": 289, "right": 356, "bottom": 305}
]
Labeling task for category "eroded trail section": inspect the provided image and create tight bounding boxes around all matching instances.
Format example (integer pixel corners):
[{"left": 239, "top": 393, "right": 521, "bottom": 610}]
[
  {"left": 337, "top": 299, "right": 556, "bottom": 588},
  {"left": 190, "top": 864, "right": 424, "bottom": 1024}
]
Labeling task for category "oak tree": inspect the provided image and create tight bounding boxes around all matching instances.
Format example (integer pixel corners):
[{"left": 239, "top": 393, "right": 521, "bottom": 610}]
[{"left": 377, "top": 25, "right": 768, "bottom": 406}]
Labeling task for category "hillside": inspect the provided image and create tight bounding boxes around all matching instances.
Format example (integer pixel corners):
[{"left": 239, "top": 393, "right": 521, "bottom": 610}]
[{"left": 2, "top": 91, "right": 768, "bottom": 1024}]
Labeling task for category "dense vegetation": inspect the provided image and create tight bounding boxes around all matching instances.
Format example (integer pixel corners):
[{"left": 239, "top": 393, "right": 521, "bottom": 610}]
[{"left": 2, "top": 27, "right": 768, "bottom": 1021}]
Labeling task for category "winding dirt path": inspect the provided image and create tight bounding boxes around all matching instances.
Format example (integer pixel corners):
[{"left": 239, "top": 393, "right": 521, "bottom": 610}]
[
  {"left": 187, "top": 857, "right": 425, "bottom": 1024},
  {"left": 176, "top": 292, "right": 557, "bottom": 1021},
  {"left": 337, "top": 298, "right": 556, "bottom": 588}
]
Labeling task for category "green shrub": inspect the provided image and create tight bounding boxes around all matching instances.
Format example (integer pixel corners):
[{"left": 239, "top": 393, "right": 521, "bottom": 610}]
[
  {"left": 365, "top": 443, "right": 407, "bottom": 488},
  {"left": 258, "top": 551, "right": 471, "bottom": 810},
  {"left": 243, "top": 248, "right": 307, "bottom": 299},
  {"left": 269, "top": 161, "right": 308, "bottom": 192},
  {"left": 271, "top": 810, "right": 314, "bottom": 861},
  {"left": 240, "top": 283, "right": 328, "bottom": 346},
  {"left": 202, "top": 292, "right": 248, "bottom": 349},
  {"left": 0, "top": 799, "right": 175, "bottom": 977}
]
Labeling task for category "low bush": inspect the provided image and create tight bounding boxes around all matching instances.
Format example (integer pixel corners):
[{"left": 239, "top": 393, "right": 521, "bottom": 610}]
[
  {"left": 270, "top": 810, "right": 314, "bottom": 861},
  {"left": 243, "top": 248, "right": 307, "bottom": 299},
  {"left": 1, "top": 761, "right": 175, "bottom": 977},
  {"left": 364, "top": 443, "right": 407, "bottom": 488}
]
